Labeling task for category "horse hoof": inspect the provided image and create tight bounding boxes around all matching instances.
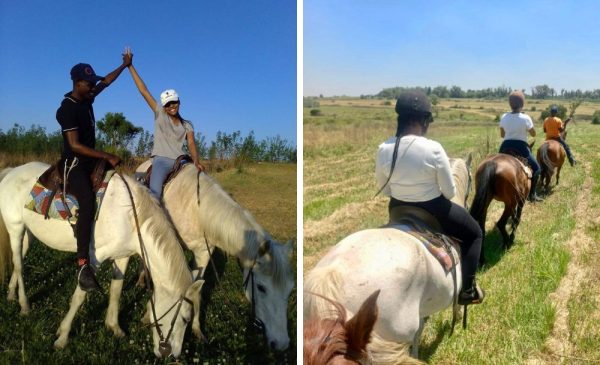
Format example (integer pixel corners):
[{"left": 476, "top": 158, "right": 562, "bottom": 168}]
[
  {"left": 193, "top": 327, "right": 206, "bottom": 342},
  {"left": 20, "top": 306, "right": 31, "bottom": 316},
  {"left": 54, "top": 337, "right": 68, "bottom": 349},
  {"left": 106, "top": 324, "right": 125, "bottom": 338}
]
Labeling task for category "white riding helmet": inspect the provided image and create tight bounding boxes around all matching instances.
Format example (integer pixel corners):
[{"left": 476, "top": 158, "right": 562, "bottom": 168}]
[{"left": 160, "top": 89, "right": 179, "bottom": 106}]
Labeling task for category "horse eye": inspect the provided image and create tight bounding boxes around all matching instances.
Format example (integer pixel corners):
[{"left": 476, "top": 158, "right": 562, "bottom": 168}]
[{"left": 257, "top": 284, "right": 266, "bottom": 293}]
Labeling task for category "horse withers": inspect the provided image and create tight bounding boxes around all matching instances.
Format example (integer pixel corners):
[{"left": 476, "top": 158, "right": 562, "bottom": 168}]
[
  {"left": 0, "top": 162, "right": 200, "bottom": 359},
  {"left": 537, "top": 140, "right": 566, "bottom": 192},
  {"left": 304, "top": 158, "right": 471, "bottom": 362}
]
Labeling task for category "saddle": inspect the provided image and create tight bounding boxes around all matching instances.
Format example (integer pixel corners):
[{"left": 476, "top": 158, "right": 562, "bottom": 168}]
[
  {"left": 500, "top": 151, "right": 533, "bottom": 179},
  {"left": 383, "top": 205, "right": 460, "bottom": 273},
  {"left": 138, "top": 155, "right": 192, "bottom": 190},
  {"left": 39, "top": 158, "right": 111, "bottom": 194},
  {"left": 25, "top": 158, "right": 114, "bottom": 221}
]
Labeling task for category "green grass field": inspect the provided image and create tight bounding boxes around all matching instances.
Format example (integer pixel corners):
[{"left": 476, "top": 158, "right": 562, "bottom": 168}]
[
  {"left": 0, "top": 161, "right": 297, "bottom": 364},
  {"left": 304, "top": 98, "right": 600, "bottom": 364}
]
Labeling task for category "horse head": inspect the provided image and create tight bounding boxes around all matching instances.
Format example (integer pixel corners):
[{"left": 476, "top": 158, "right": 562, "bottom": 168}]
[
  {"left": 304, "top": 289, "right": 380, "bottom": 365},
  {"left": 148, "top": 280, "right": 203, "bottom": 359},
  {"left": 243, "top": 239, "right": 295, "bottom": 351}
]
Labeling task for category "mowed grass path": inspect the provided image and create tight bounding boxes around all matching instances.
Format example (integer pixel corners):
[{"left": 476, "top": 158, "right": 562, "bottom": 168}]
[
  {"left": 0, "top": 162, "right": 296, "bottom": 364},
  {"left": 304, "top": 99, "right": 600, "bottom": 364}
]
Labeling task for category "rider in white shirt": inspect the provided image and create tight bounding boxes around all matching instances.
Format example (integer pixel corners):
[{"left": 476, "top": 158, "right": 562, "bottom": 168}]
[{"left": 376, "top": 90, "right": 484, "bottom": 306}]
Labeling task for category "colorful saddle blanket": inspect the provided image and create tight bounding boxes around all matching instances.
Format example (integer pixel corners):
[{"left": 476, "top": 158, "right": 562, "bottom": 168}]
[{"left": 24, "top": 170, "right": 115, "bottom": 222}]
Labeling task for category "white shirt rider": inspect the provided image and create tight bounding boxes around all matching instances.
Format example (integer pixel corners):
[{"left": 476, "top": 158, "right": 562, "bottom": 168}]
[{"left": 376, "top": 135, "right": 456, "bottom": 202}]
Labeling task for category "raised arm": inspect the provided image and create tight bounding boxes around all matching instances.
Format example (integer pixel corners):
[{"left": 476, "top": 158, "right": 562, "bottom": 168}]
[{"left": 125, "top": 49, "right": 157, "bottom": 111}]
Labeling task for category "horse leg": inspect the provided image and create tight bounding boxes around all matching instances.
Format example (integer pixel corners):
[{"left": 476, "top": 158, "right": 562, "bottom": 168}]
[
  {"left": 54, "top": 287, "right": 87, "bottom": 349},
  {"left": 510, "top": 201, "right": 525, "bottom": 243},
  {"left": 7, "top": 225, "right": 29, "bottom": 314},
  {"left": 556, "top": 165, "right": 562, "bottom": 186},
  {"left": 496, "top": 205, "right": 512, "bottom": 248},
  {"left": 190, "top": 246, "right": 210, "bottom": 340},
  {"left": 411, "top": 316, "right": 426, "bottom": 358},
  {"left": 105, "top": 257, "right": 130, "bottom": 337}
]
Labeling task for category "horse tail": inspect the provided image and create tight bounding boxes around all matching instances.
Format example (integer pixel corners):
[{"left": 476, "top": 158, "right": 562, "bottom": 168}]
[
  {"left": 304, "top": 265, "right": 343, "bottom": 319},
  {"left": 539, "top": 142, "right": 555, "bottom": 176},
  {"left": 368, "top": 334, "right": 424, "bottom": 365},
  {"left": 469, "top": 161, "right": 496, "bottom": 230},
  {"left": 0, "top": 167, "right": 14, "bottom": 283}
]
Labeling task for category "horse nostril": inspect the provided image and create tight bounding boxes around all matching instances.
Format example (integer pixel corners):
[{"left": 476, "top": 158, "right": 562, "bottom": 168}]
[{"left": 270, "top": 341, "right": 277, "bottom": 350}]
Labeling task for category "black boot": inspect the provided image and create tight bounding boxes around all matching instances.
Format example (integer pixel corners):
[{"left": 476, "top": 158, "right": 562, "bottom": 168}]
[
  {"left": 528, "top": 175, "right": 543, "bottom": 202},
  {"left": 77, "top": 264, "right": 101, "bottom": 292},
  {"left": 459, "top": 282, "right": 485, "bottom": 305}
]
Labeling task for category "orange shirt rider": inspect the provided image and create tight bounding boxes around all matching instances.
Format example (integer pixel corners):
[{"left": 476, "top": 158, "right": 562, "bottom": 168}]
[{"left": 543, "top": 116, "right": 563, "bottom": 139}]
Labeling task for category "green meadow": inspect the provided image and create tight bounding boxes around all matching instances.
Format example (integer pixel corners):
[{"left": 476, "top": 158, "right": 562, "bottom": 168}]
[{"left": 304, "top": 98, "right": 600, "bottom": 364}]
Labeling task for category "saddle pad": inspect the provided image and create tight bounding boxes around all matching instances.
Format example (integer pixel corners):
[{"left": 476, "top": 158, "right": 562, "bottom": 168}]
[
  {"left": 24, "top": 170, "right": 115, "bottom": 222},
  {"left": 392, "top": 223, "right": 457, "bottom": 273},
  {"left": 515, "top": 159, "right": 532, "bottom": 179}
]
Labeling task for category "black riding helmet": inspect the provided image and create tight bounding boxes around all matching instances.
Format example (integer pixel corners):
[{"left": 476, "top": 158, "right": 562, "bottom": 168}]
[{"left": 395, "top": 90, "right": 433, "bottom": 136}]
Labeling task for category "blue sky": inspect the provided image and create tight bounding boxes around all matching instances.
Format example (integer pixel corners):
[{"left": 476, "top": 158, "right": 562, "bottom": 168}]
[
  {"left": 0, "top": 0, "right": 296, "bottom": 144},
  {"left": 304, "top": 0, "right": 600, "bottom": 96}
]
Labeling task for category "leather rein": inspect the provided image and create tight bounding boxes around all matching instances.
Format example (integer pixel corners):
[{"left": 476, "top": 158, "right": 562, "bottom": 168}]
[{"left": 118, "top": 172, "right": 191, "bottom": 358}]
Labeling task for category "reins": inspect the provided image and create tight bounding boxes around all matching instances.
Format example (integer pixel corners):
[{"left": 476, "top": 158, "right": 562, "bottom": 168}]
[
  {"left": 195, "top": 170, "right": 265, "bottom": 332},
  {"left": 117, "top": 172, "right": 190, "bottom": 358}
]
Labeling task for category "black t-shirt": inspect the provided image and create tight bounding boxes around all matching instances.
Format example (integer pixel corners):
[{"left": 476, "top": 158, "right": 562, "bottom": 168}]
[{"left": 56, "top": 82, "right": 108, "bottom": 162}]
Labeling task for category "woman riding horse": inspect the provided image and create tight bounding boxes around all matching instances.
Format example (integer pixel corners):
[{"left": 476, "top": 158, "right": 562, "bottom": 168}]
[
  {"left": 498, "top": 91, "right": 543, "bottom": 202},
  {"left": 375, "top": 90, "right": 484, "bottom": 306}
]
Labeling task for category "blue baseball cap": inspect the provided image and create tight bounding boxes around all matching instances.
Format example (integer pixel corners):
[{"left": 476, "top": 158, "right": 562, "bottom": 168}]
[
  {"left": 550, "top": 105, "right": 558, "bottom": 113},
  {"left": 70, "top": 63, "right": 104, "bottom": 83}
]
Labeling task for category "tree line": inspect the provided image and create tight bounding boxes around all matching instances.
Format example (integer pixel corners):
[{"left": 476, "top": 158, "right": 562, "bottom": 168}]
[
  {"left": 366, "top": 85, "right": 600, "bottom": 100},
  {"left": 0, "top": 113, "right": 296, "bottom": 167}
]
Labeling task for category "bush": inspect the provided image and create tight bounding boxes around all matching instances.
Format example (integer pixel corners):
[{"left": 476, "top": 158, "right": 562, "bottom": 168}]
[
  {"left": 303, "top": 98, "right": 320, "bottom": 108},
  {"left": 592, "top": 110, "right": 600, "bottom": 125},
  {"left": 539, "top": 104, "right": 567, "bottom": 121},
  {"left": 383, "top": 100, "right": 392, "bottom": 106},
  {"left": 310, "top": 109, "right": 323, "bottom": 116}
]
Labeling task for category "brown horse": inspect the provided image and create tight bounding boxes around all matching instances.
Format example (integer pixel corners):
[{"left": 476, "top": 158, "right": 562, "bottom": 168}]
[
  {"left": 537, "top": 139, "right": 566, "bottom": 191},
  {"left": 304, "top": 290, "right": 380, "bottom": 365},
  {"left": 469, "top": 154, "right": 531, "bottom": 264}
]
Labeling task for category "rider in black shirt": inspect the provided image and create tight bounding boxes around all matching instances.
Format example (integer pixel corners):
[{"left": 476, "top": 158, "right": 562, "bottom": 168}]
[{"left": 56, "top": 54, "right": 131, "bottom": 291}]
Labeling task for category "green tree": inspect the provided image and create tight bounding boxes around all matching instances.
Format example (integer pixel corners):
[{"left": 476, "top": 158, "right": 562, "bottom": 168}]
[{"left": 96, "top": 112, "right": 143, "bottom": 154}]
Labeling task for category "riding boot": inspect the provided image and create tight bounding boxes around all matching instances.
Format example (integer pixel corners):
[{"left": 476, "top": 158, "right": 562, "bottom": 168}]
[
  {"left": 77, "top": 263, "right": 101, "bottom": 292},
  {"left": 458, "top": 281, "right": 485, "bottom": 305},
  {"left": 528, "top": 175, "right": 543, "bottom": 202}
]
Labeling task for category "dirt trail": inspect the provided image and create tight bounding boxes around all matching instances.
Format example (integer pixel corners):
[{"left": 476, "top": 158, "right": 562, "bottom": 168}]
[{"left": 525, "top": 160, "right": 596, "bottom": 364}]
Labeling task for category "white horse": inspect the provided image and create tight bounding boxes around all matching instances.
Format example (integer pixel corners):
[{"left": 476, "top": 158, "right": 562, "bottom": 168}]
[
  {"left": 0, "top": 162, "right": 202, "bottom": 359},
  {"left": 304, "top": 158, "right": 471, "bottom": 364},
  {"left": 134, "top": 161, "right": 295, "bottom": 351}
]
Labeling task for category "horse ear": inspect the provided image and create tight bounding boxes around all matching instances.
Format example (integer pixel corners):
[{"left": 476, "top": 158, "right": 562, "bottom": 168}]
[
  {"left": 465, "top": 153, "right": 472, "bottom": 169},
  {"left": 344, "top": 289, "right": 380, "bottom": 354},
  {"left": 185, "top": 279, "right": 204, "bottom": 299}
]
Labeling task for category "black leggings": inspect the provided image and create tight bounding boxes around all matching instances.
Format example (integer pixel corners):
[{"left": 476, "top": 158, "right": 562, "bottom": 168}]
[
  {"left": 66, "top": 160, "right": 97, "bottom": 261},
  {"left": 389, "top": 195, "right": 483, "bottom": 290}
]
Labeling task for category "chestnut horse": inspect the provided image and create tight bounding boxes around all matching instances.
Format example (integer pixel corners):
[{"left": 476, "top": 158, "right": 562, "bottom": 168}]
[
  {"left": 469, "top": 154, "right": 531, "bottom": 264},
  {"left": 537, "top": 139, "right": 566, "bottom": 191},
  {"left": 304, "top": 290, "right": 381, "bottom": 365}
]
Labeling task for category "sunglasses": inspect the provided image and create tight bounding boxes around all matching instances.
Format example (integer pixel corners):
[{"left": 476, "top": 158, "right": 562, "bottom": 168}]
[{"left": 164, "top": 101, "right": 180, "bottom": 108}]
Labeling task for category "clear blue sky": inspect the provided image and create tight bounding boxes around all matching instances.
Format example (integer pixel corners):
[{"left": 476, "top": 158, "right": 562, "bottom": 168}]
[
  {"left": 304, "top": 0, "right": 600, "bottom": 96},
  {"left": 0, "top": 0, "right": 296, "bottom": 144}
]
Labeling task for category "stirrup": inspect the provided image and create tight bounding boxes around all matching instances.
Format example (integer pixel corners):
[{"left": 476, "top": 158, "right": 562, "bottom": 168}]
[{"left": 459, "top": 284, "right": 485, "bottom": 305}]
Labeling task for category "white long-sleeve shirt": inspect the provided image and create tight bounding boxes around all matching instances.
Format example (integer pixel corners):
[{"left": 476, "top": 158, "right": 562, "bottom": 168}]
[{"left": 375, "top": 135, "right": 456, "bottom": 202}]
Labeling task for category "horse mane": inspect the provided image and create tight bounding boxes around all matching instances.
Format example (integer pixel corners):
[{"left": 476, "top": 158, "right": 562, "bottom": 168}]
[
  {"left": 170, "top": 166, "right": 291, "bottom": 287},
  {"left": 304, "top": 300, "right": 350, "bottom": 365},
  {"left": 121, "top": 174, "right": 191, "bottom": 291},
  {"left": 304, "top": 265, "right": 344, "bottom": 319}
]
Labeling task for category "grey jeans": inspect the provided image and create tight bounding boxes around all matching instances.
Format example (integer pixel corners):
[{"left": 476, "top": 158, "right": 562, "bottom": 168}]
[{"left": 149, "top": 155, "right": 176, "bottom": 198}]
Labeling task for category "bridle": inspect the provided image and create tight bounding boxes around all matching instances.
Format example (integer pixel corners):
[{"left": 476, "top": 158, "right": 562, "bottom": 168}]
[
  {"left": 242, "top": 249, "right": 266, "bottom": 332},
  {"left": 119, "top": 172, "right": 191, "bottom": 358}
]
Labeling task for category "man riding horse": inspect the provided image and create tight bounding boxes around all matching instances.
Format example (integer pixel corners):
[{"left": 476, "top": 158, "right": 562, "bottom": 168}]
[
  {"left": 543, "top": 105, "right": 577, "bottom": 166},
  {"left": 375, "top": 90, "right": 485, "bottom": 306}
]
